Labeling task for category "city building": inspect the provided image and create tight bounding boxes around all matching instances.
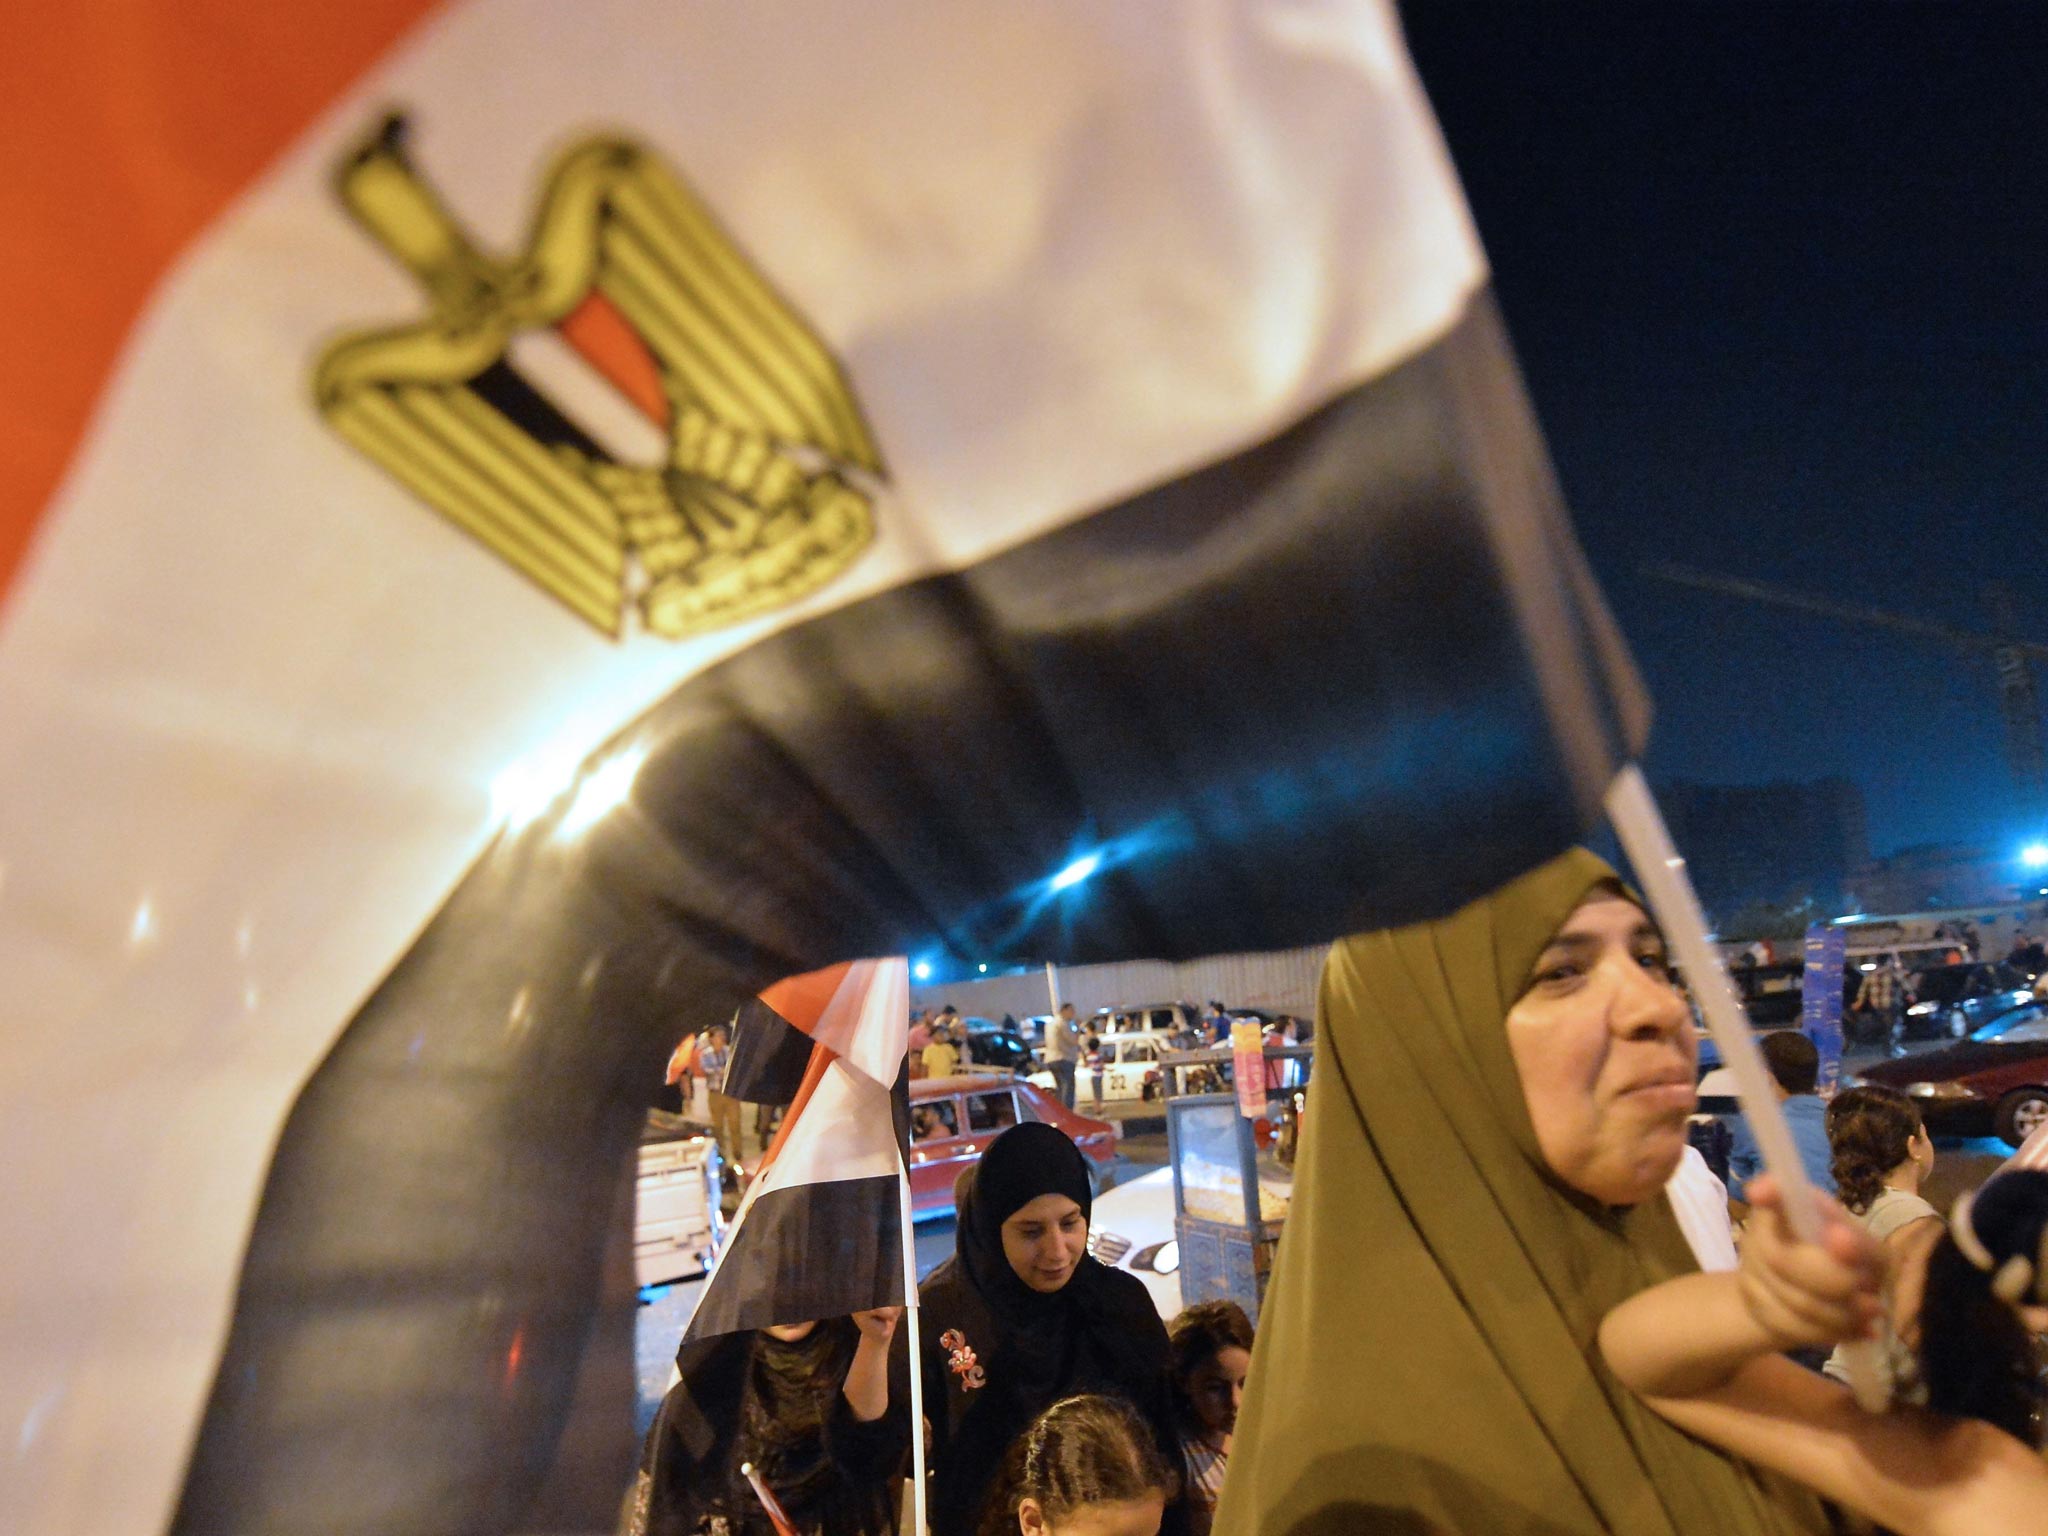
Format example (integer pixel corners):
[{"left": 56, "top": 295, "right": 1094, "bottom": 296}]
[{"left": 1659, "top": 776, "right": 1869, "bottom": 918}]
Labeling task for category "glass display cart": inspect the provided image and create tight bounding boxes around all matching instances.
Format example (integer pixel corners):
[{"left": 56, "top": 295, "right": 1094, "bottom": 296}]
[{"left": 1158, "top": 1043, "right": 1312, "bottom": 1323}]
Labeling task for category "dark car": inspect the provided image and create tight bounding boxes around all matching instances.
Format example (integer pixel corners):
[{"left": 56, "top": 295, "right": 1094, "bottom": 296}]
[
  {"left": 1902, "top": 962, "right": 2036, "bottom": 1041},
  {"left": 962, "top": 1020, "right": 1036, "bottom": 1072},
  {"left": 1850, "top": 1003, "right": 2048, "bottom": 1146},
  {"left": 1729, "top": 960, "right": 1807, "bottom": 1028}
]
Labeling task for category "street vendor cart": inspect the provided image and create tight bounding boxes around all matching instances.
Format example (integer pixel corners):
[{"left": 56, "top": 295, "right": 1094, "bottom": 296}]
[{"left": 1158, "top": 1043, "right": 1312, "bottom": 1322}]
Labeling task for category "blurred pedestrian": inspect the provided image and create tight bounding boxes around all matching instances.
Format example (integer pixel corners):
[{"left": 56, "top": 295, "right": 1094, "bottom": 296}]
[
  {"left": 976, "top": 1394, "right": 1176, "bottom": 1536},
  {"left": 1725, "top": 1031, "right": 1835, "bottom": 1211},
  {"left": 923, "top": 1021, "right": 961, "bottom": 1081},
  {"left": 895, "top": 1123, "right": 1186, "bottom": 1536},
  {"left": 662, "top": 1029, "right": 699, "bottom": 1116},
  {"left": 1165, "top": 1302, "right": 1253, "bottom": 1536},
  {"left": 910, "top": 1010, "right": 934, "bottom": 1079},
  {"left": 1085, "top": 1035, "right": 1104, "bottom": 1110},
  {"left": 1203, "top": 1002, "right": 1230, "bottom": 1046},
  {"left": 701, "top": 1021, "right": 743, "bottom": 1174},
  {"left": 1851, "top": 955, "right": 1905, "bottom": 1055},
  {"left": 628, "top": 1310, "right": 907, "bottom": 1536},
  {"left": 1044, "top": 1003, "right": 1081, "bottom": 1110}
]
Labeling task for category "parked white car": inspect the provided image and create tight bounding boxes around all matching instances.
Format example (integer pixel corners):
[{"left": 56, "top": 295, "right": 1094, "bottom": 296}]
[
  {"left": 1031, "top": 1031, "right": 1177, "bottom": 1103},
  {"left": 1087, "top": 1164, "right": 1181, "bottom": 1317}
]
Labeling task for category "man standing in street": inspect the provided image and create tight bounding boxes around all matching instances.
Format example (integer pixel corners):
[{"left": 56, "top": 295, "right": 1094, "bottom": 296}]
[
  {"left": 1204, "top": 1000, "right": 1231, "bottom": 1045},
  {"left": 699, "top": 1020, "right": 743, "bottom": 1176},
  {"left": 1851, "top": 953, "right": 1906, "bottom": 1057},
  {"left": 1044, "top": 1001, "right": 1081, "bottom": 1109}
]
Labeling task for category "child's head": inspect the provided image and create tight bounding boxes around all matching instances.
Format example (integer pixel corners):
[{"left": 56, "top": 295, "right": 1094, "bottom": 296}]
[
  {"left": 980, "top": 1394, "right": 1175, "bottom": 1536},
  {"left": 1166, "top": 1300, "right": 1255, "bottom": 1443},
  {"left": 1920, "top": 1169, "right": 2048, "bottom": 1443},
  {"left": 1825, "top": 1085, "right": 1928, "bottom": 1214}
]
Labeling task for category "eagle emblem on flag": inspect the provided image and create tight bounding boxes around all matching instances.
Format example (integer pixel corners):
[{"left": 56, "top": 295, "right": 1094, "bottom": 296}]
[{"left": 314, "top": 114, "right": 881, "bottom": 640}]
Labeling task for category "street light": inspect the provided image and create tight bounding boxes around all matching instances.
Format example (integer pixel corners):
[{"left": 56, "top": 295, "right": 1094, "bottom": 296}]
[
  {"left": 1050, "top": 853, "right": 1102, "bottom": 891},
  {"left": 2021, "top": 842, "right": 2048, "bottom": 870},
  {"left": 913, "top": 961, "right": 932, "bottom": 981}
]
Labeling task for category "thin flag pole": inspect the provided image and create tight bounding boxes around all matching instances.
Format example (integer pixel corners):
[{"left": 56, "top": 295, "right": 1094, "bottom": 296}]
[
  {"left": 1605, "top": 764, "right": 1888, "bottom": 1411},
  {"left": 739, "top": 1461, "right": 800, "bottom": 1536},
  {"left": 898, "top": 1159, "right": 929, "bottom": 1535},
  {"left": 1044, "top": 961, "right": 1061, "bottom": 1015}
]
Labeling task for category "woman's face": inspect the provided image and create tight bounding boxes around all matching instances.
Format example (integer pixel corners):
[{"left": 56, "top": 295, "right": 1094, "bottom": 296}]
[
  {"left": 1000, "top": 1192, "right": 1089, "bottom": 1293},
  {"left": 1018, "top": 1492, "right": 1165, "bottom": 1536},
  {"left": 1504, "top": 893, "right": 1696, "bottom": 1205},
  {"left": 762, "top": 1320, "right": 818, "bottom": 1343},
  {"left": 1186, "top": 1344, "right": 1252, "bottom": 1439}
]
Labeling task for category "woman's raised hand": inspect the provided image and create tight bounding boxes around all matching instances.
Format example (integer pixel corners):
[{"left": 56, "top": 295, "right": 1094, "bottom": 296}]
[
  {"left": 851, "top": 1307, "right": 903, "bottom": 1341},
  {"left": 1737, "top": 1174, "right": 1885, "bottom": 1351}
]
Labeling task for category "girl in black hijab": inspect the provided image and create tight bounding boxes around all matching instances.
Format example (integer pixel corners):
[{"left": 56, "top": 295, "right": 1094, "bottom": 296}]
[
  {"left": 892, "top": 1122, "right": 1185, "bottom": 1536},
  {"left": 628, "top": 1311, "right": 907, "bottom": 1536}
]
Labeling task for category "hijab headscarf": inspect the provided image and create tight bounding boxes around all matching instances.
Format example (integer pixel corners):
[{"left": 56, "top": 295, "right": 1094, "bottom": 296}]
[
  {"left": 929, "top": 1122, "right": 1183, "bottom": 1536},
  {"left": 1217, "top": 849, "right": 1834, "bottom": 1536},
  {"left": 637, "top": 1318, "right": 892, "bottom": 1536},
  {"left": 742, "top": 1320, "right": 861, "bottom": 1511},
  {"left": 959, "top": 1123, "right": 1095, "bottom": 1305},
  {"left": 955, "top": 1121, "right": 1108, "bottom": 1401}
]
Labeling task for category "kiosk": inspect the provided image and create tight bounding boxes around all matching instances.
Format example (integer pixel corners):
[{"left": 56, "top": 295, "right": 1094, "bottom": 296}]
[{"left": 1160, "top": 1044, "right": 1312, "bottom": 1322}]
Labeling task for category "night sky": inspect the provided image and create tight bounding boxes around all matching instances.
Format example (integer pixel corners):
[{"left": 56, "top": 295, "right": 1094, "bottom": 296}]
[{"left": 1402, "top": 2, "right": 2048, "bottom": 859}]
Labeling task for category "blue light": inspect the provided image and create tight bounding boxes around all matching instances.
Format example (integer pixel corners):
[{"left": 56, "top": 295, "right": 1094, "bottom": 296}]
[
  {"left": 913, "top": 961, "right": 933, "bottom": 981},
  {"left": 977, "top": 963, "right": 988, "bottom": 973},
  {"left": 2022, "top": 842, "right": 2048, "bottom": 870},
  {"left": 1050, "top": 853, "right": 1102, "bottom": 891}
]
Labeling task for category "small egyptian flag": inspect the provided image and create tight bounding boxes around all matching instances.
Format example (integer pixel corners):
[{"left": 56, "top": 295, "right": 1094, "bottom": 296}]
[
  {"left": 722, "top": 960, "right": 909, "bottom": 1106},
  {"left": 683, "top": 959, "right": 911, "bottom": 1343}
]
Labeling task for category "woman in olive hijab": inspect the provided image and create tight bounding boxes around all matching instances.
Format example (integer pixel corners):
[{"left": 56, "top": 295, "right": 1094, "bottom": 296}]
[{"left": 1216, "top": 849, "right": 1836, "bottom": 1536}]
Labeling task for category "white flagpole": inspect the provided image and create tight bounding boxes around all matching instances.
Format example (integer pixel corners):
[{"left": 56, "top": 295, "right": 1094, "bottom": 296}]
[
  {"left": 898, "top": 1158, "right": 929, "bottom": 1535},
  {"left": 1606, "top": 764, "right": 1888, "bottom": 1410}
]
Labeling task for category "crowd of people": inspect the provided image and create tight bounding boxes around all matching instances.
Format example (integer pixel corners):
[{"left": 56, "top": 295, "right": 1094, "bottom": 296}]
[
  {"left": 639, "top": 849, "right": 2048, "bottom": 1534},
  {"left": 626, "top": 1116, "right": 1257, "bottom": 1536},
  {"left": 1845, "top": 929, "right": 2048, "bottom": 1053}
]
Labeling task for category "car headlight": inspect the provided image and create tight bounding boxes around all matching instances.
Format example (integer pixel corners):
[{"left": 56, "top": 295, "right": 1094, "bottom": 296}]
[
  {"left": 1906, "top": 1002, "right": 1936, "bottom": 1016},
  {"left": 1905, "top": 1081, "right": 1979, "bottom": 1101},
  {"left": 1132, "top": 1240, "right": 1180, "bottom": 1275}
]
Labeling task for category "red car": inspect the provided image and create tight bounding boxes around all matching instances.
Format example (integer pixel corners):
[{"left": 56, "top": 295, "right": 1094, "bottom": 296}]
[
  {"left": 908, "top": 1072, "right": 1117, "bottom": 1219},
  {"left": 1851, "top": 1007, "right": 2048, "bottom": 1147}
]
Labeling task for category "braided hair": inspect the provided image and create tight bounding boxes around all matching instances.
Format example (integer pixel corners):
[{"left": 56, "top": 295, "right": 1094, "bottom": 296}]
[
  {"left": 976, "top": 1394, "right": 1176, "bottom": 1536},
  {"left": 1824, "top": 1085, "right": 1923, "bottom": 1215}
]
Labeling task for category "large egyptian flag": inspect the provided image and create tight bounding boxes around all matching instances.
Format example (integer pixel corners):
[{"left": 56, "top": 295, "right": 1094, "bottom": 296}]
[
  {"left": 685, "top": 959, "right": 912, "bottom": 1341},
  {"left": 1, "top": 5, "right": 1647, "bottom": 1535}
]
